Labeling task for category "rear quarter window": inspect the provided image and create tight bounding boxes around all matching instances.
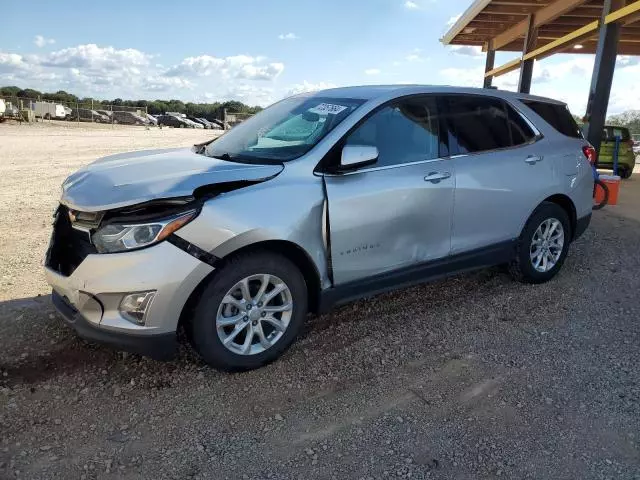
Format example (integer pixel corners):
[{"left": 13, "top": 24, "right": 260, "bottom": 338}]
[
  {"left": 611, "top": 127, "right": 631, "bottom": 141},
  {"left": 521, "top": 100, "right": 583, "bottom": 139}
]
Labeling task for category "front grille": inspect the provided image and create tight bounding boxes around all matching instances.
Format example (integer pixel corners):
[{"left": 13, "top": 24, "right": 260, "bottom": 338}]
[{"left": 46, "top": 205, "right": 98, "bottom": 276}]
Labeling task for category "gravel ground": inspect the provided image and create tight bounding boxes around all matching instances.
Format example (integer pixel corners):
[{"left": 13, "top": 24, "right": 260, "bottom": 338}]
[{"left": 1, "top": 124, "right": 639, "bottom": 479}]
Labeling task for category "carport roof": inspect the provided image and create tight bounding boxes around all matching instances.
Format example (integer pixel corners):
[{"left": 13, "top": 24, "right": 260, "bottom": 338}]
[{"left": 442, "top": 0, "right": 640, "bottom": 55}]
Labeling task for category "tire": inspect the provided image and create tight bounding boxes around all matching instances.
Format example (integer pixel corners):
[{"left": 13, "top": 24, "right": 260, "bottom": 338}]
[
  {"left": 188, "top": 251, "right": 308, "bottom": 371},
  {"left": 509, "top": 202, "right": 571, "bottom": 284},
  {"left": 619, "top": 166, "right": 632, "bottom": 179},
  {"left": 44, "top": 113, "right": 50, "bottom": 120},
  {"left": 593, "top": 179, "right": 609, "bottom": 210}
]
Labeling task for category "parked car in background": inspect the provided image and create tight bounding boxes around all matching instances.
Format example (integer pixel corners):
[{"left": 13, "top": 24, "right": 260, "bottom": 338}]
[
  {"left": 187, "top": 116, "right": 210, "bottom": 129},
  {"left": 45, "top": 85, "right": 593, "bottom": 371},
  {"left": 157, "top": 114, "right": 192, "bottom": 128},
  {"left": 209, "top": 118, "right": 225, "bottom": 129},
  {"left": 68, "top": 108, "right": 110, "bottom": 123},
  {"left": 599, "top": 126, "right": 636, "bottom": 178},
  {"left": 182, "top": 117, "right": 204, "bottom": 129},
  {"left": 0, "top": 98, "right": 5, "bottom": 119},
  {"left": 96, "top": 109, "right": 112, "bottom": 120},
  {"left": 198, "top": 118, "right": 221, "bottom": 129},
  {"left": 145, "top": 113, "right": 158, "bottom": 125},
  {"left": 112, "top": 110, "right": 149, "bottom": 125}
]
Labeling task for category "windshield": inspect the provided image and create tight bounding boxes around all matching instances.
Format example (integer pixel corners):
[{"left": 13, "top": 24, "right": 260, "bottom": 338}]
[{"left": 204, "top": 96, "right": 365, "bottom": 163}]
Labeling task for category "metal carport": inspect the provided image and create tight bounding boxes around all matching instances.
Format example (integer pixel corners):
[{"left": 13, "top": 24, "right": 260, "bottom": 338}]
[{"left": 441, "top": 0, "right": 640, "bottom": 153}]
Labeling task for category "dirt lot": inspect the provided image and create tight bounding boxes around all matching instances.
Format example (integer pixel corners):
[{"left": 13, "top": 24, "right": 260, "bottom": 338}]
[{"left": 1, "top": 123, "right": 639, "bottom": 479}]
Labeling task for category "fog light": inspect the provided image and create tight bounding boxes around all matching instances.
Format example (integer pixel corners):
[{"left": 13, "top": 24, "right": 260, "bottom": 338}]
[{"left": 119, "top": 291, "right": 156, "bottom": 325}]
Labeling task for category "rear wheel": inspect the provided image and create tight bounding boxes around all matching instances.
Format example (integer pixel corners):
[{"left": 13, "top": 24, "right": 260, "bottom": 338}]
[
  {"left": 509, "top": 202, "right": 571, "bottom": 284},
  {"left": 619, "top": 166, "right": 632, "bottom": 179},
  {"left": 188, "top": 251, "right": 308, "bottom": 371}
]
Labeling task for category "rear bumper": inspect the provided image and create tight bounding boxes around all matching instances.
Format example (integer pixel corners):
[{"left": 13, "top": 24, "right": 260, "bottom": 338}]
[
  {"left": 52, "top": 290, "right": 177, "bottom": 360},
  {"left": 575, "top": 213, "right": 591, "bottom": 240}
]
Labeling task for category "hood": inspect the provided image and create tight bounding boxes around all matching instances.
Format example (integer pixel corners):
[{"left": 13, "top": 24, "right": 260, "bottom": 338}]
[{"left": 61, "top": 147, "right": 283, "bottom": 212}]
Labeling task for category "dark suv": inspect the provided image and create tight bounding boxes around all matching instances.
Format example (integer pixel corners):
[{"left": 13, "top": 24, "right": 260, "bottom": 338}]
[{"left": 157, "top": 114, "right": 192, "bottom": 128}]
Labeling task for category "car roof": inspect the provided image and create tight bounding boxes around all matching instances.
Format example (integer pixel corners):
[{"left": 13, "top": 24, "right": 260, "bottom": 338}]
[{"left": 300, "top": 84, "right": 566, "bottom": 107}]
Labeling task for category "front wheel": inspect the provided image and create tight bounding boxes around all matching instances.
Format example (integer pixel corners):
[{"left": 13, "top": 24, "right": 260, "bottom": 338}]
[
  {"left": 188, "top": 251, "right": 308, "bottom": 371},
  {"left": 509, "top": 202, "right": 571, "bottom": 284}
]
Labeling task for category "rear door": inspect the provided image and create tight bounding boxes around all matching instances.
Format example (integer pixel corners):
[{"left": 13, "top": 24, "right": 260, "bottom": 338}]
[
  {"left": 441, "top": 95, "right": 555, "bottom": 254},
  {"left": 324, "top": 96, "right": 455, "bottom": 285}
]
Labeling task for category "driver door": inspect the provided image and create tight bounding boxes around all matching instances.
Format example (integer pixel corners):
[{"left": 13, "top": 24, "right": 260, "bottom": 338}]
[{"left": 323, "top": 97, "right": 455, "bottom": 285}]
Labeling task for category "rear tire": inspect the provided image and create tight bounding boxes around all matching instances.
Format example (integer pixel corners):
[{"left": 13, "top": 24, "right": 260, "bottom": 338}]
[
  {"left": 509, "top": 202, "right": 571, "bottom": 284},
  {"left": 619, "top": 166, "right": 632, "bottom": 179},
  {"left": 188, "top": 251, "right": 308, "bottom": 371}
]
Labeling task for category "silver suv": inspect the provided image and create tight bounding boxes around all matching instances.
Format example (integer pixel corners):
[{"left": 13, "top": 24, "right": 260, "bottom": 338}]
[{"left": 45, "top": 85, "right": 594, "bottom": 370}]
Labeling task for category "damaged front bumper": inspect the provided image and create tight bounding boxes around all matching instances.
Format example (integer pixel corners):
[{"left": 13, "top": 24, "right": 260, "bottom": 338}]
[
  {"left": 45, "top": 206, "right": 214, "bottom": 359},
  {"left": 51, "top": 290, "right": 177, "bottom": 360}
]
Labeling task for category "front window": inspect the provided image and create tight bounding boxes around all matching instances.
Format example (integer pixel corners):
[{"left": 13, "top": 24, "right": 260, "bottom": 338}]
[{"left": 204, "top": 96, "right": 365, "bottom": 163}]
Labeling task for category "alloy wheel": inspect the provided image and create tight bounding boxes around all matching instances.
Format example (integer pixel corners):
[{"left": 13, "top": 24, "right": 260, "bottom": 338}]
[
  {"left": 529, "top": 218, "right": 564, "bottom": 273},
  {"left": 216, "top": 274, "right": 293, "bottom": 355}
]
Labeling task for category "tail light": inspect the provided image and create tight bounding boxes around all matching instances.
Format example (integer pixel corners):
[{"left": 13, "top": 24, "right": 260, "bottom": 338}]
[{"left": 582, "top": 145, "right": 597, "bottom": 166}]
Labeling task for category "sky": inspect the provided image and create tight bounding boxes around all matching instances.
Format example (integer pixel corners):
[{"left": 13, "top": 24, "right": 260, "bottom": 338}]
[{"left": 1, "top": 0, "right": 639, "bottom": 115}]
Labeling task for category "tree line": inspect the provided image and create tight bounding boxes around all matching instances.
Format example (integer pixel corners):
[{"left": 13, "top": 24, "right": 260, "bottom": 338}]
[{"left": 0, "top": 86, "right": 263, "bottom": 117}]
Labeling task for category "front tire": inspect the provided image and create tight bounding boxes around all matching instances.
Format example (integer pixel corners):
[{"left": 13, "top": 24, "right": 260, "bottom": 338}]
[
  {"left": 509, "top": 202, "right": 571, "bottom": 284},
  {"left": 189, "top": 251, "right": 308, "bottom": 371}
]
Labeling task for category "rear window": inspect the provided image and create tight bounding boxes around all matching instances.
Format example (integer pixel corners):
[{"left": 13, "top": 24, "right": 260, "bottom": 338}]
[
  {"left": 521, "top": 100, "right": 583, "bottom": 139},
  {"left": 610, "top": 127, "right": 631, "bottom": 141}
]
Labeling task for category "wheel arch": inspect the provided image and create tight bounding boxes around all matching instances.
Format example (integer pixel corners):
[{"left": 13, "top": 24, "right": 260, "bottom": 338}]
[
  {"left": 178, "top": 240, "right": 322, "bottom": 331},
  {"left": 537, "top": 194, "right": 577, "bottom": 239}
]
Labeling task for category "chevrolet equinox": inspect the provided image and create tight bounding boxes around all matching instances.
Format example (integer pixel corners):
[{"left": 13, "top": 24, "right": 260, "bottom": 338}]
[{"left": 45, "top": 85, "right": 594, "bottom": 370}]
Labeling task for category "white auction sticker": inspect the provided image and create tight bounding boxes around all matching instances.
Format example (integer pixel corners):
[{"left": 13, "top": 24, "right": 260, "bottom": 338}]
[{"left": 308, "top": 103, "right": 348, "bottom": 115}]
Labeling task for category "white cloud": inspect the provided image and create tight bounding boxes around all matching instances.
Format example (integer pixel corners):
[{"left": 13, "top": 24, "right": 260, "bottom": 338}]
[
  {"left": 439, "top": 66, "right": 484, "bottom": 87},
  {"left": 0, "top": 44, "right": 283, "bottom": 105},
  {"left": 142, "top": 76, "right": 195, "bottom": 92},
  {"left": 616, "top": 55, "right": 640, "bottom": 69},
  {"left": 446, "top": 14, "right": 461, "bottom": 28},
  {"left": 278, "top": 33, "right": 299, "bottom": 41},
  {"left": 0, "top": 52, "right": 30, "bottom": 72},
  {"left": 34, "top": 35, "right": 55, "bottom": 48},
  {"left": 404, "top": 1, "right": 419, "bottom": 9},
  {"left": 40, "top": 44, "right": 151, "bottom": 69},
  {"left": 449, "top": 45, "right": 483, "bottom": 58},
  {"left": 164, "top": 54, "right": 284, "bottom": 81},
  {"left": 364, "top": 68, "right": 381, "bottom": 75},
  {"left": 287, "top": 81, "right": 337, "bottom": 97},
  {"left": 405, "top": 54, "right": 423, "bottom": 62}
]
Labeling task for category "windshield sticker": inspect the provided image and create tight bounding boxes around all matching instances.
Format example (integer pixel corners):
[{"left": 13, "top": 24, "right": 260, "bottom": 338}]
[{"left": 308, "top": 103, "right": 348, "bottom": 115}]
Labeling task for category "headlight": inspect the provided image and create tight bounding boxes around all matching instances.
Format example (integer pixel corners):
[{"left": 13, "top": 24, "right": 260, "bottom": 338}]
[{"left": 92, "top": 210, "right": 197, "bottom": 253}]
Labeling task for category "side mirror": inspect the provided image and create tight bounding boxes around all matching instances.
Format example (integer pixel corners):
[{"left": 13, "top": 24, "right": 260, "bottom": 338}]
[{"left": 340, "top": 145, "right": 378, "bottom": 170}]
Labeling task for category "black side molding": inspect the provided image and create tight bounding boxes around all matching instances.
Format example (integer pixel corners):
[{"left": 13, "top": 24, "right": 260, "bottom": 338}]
[
  {"left": 167, "top": 234, "right": 219, "bottom": 267},
  {"left": 317, "top": 240, "right": 516, "bottom": 313}
]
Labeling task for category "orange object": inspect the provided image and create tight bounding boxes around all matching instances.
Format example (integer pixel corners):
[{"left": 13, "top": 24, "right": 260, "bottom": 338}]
[{"left": 595, "top": 174, "right": 620, "bottom": 206}]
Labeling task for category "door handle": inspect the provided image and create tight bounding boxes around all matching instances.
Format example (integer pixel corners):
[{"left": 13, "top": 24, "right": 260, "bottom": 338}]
[
  {"left": 524, "top": 155, "right": 543, "bottom": 164},
  {"left": 424, "top": 172, "right": 451, "bottom": 183}
]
